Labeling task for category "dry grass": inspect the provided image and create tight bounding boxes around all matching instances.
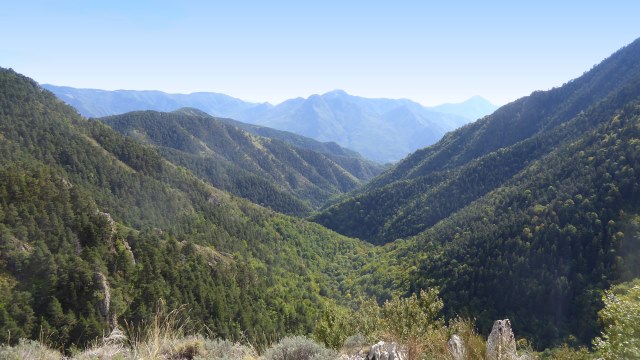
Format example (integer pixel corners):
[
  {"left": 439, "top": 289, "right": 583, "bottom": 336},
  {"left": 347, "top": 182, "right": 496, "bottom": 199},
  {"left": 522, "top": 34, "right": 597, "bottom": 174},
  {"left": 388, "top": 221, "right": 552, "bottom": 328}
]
[
  {"left": 73, "top": 327, "right": 131, "bottom": 359},
  {"left": 126, "top": 304, "right": 191, "bottom": 359},
  {"left": 0, "top": 339, "right": 62, "bottom": 360}
]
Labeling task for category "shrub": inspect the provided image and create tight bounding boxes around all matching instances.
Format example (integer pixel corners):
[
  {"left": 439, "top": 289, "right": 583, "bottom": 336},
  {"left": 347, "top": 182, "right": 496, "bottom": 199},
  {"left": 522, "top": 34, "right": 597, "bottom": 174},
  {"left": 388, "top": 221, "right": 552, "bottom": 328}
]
[
  {"left": 0, "top": 339, "right": 62, "bottom": 360},
  {"left": 340, "top": 333, "right": 368, "bottom": 355},
  {"left": 381, "top": 288, "right": 443, "bottom": 360},
  {"left": 196, "top": 338, "right": 257, "bottom": 360},
  {"left": 593, "top": 280, "right": 640, "bottom": 359},
  {"left": 538, "top": 344, "right": 592, "bottom": 360},
  {"left": 263, "top": 336, "right": 337, "bottom": 360},
  {"left": 313, "top": 301, "right": 354, "bottom": 350}
]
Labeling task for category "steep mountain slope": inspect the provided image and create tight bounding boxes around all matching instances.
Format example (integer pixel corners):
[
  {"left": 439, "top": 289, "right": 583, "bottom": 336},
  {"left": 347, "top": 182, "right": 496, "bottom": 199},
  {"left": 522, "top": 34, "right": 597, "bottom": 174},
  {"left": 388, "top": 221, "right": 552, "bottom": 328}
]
[
  {"left": 99, "top": 109, "right": 383, "bottom": 215},
  {"left": 316, "top": 38, "right": 640, "bottom": 347},
  {"left": 41, "top": 84, "right": 263, "bottom": 119},
  {"left": 236, "top": 90, "right": 473, "bottom": 162},
  {"left": 316, "top": 37, "right": 640, "bottom": 244},
  {"left": 397, "top": 101, "right": 640, "bottom": 347},
  {"left": 0, "top": 68, "right": 370, "bottom": 348},
  {"left": 178, "top": 108, "right": 386, "bottom": 180}
]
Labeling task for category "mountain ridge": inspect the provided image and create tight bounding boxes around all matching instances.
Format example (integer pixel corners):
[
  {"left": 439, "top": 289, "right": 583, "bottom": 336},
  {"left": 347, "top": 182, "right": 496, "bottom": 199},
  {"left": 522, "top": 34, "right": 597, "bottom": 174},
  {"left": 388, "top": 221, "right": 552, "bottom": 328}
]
[
  {"left": 0, "top": 67, "right": 371, "bottom": 348},
  {"left": 314, "top": 37, "right": 640, "bottom": 347},
  {"left": 98, "top": 108, "right": 384, "bottom": 215},
  {"left": 43, "top": 84, "right": 497, "bottom": 162},
  {"left": 316, "top": 37, "right": 640, "bottom": 243}
]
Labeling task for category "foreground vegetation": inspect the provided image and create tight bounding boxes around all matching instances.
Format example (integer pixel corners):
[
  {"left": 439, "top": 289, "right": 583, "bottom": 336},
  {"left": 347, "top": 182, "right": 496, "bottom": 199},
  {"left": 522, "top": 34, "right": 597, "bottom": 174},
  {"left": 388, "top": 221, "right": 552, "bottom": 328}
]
[{"left": 2, "top": 280, "right": 638, "bottom": 359}]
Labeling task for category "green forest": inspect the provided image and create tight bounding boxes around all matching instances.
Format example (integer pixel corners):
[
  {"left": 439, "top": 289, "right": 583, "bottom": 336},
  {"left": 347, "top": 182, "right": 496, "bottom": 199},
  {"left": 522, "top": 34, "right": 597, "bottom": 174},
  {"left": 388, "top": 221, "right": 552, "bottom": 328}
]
[{"left": 1, "top": 37, "right": 640, "bottom": 359}]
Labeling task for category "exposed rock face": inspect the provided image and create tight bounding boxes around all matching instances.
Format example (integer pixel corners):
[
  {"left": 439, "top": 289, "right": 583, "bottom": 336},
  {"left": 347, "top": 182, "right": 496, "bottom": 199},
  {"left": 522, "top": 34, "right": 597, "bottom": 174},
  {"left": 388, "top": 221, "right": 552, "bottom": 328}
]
[
  {"left": 120, "top": 238, "right": 136, "bottom": 266},
  {"left": 97, "top": 210, "right": 116, "bottom": 238},
  {"left": 340, "top": 341, "right": 405, "bottom": 360},
  {"left": 448, "top": 334, "right": 465, "bottom": 360},
  {"left": 96, "top": 272, "right": 116, "bottom": 327},
  {"left": 486, "top": 319, "right": 517, "bottom": 360},
  {"left": 367, "top": 341, "right": 405, "bottom": 360}
]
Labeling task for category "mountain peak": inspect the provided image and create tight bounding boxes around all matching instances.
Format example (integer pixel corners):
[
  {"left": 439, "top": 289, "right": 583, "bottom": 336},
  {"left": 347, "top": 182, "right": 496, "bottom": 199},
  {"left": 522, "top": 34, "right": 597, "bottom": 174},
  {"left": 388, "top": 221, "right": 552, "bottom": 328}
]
[
  {"left": 429, "top": 96, "right": 499, "bottom": 120},
  {"left": 322, "top": 89, "right": 349, "bottom": 97}
]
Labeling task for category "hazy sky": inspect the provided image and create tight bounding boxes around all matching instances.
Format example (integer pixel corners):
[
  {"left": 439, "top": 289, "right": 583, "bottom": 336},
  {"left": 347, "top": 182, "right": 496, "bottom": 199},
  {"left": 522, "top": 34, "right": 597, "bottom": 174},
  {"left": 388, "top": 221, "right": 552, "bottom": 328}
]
[{"left": 2, "top": 1, "right": 638, "bottom": 106}]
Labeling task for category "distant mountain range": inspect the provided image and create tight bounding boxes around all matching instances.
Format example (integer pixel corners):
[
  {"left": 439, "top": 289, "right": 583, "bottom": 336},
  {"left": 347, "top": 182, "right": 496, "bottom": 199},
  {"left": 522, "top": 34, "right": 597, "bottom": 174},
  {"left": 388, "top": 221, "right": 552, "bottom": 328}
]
[
  {"left": 43, "top": 85, "right": 498, "bottom": 162},
  {"left": 234, "top": 90, "right": 494, "bottom": 163}
]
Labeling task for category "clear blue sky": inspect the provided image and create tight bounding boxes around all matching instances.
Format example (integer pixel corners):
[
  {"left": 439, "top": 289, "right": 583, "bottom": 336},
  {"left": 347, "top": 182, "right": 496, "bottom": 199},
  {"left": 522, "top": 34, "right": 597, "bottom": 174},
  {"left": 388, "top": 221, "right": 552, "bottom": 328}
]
[{"left": 2, "top": 1, "right": 638, "bottom": 106}]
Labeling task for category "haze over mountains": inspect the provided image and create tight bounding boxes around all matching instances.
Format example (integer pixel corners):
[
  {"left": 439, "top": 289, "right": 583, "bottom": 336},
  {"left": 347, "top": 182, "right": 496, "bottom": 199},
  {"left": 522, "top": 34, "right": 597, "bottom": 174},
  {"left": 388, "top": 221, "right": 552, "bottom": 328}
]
[
  {"left": 43, "top": 85, "right": 497, "bottom": 162},
  {"left": 234, "top": 90, "right": 488, "bottom": 163},
  {"left": 2, "top": 36, "right": 640, "bottom": 358}
]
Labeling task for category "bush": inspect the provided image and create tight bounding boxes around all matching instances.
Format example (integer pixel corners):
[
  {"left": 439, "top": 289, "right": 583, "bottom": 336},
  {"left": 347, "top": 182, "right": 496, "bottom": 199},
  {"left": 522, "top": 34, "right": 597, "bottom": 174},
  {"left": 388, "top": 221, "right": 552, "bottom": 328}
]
[
  {"left": 538, "top": 344, "right": 591, "bottom": 360},
  {"left": 593, "top": 280, "right": 640, "bottom": 359},
  {"left": 263, "top": 336, "right": 337, "bottom": 360},
  {"left": 0, "top": 339, "right": 62, "bottom": 360},
  {"left": 196, "top": 338, "right": 257, "bottom": 360},
  {"left": 341, "top": 333, "right": 368, "bottom": 355},
  {"left": 313, "top": 301, "right": 354, "bottom": 350}
]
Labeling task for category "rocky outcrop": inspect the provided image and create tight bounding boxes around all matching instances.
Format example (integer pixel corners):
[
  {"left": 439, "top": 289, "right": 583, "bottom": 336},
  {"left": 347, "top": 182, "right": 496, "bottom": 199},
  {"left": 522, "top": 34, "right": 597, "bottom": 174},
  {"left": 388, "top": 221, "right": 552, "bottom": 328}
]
[
  {"left": 448, "top": 334, "right": 465, "bottom": 360},
  {"left": 340, "top": 341, "right": 405, "bottom": 360},
  {"left": 97, "top": 210, "right": 116, "bottom": 240},
  {"left": 486, "top": 319, "right": 517, "bottom": 360},
  {"left": 96, "top": 272, "right": 117, "bottom": 327},
  {"left": 367, "top": 341, "right": 405, "bottom": 360}
]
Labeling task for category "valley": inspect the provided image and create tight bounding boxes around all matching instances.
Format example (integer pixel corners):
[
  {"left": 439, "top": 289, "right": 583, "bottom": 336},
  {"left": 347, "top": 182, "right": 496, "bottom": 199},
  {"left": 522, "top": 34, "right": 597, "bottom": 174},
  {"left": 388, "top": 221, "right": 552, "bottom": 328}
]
[{"left": 1, "top": 36, "right": 639, "bottom": 360}]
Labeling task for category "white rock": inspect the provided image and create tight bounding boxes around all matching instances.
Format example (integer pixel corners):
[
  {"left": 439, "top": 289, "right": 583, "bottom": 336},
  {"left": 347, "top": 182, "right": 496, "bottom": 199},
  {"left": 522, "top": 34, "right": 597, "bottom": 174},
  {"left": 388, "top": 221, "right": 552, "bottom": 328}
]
[
  {"left": 448, "top": 334, "right": 465, "bottom": 360},
  {"left": 486, "top": 319, "right": 518, "bottom": 360}
]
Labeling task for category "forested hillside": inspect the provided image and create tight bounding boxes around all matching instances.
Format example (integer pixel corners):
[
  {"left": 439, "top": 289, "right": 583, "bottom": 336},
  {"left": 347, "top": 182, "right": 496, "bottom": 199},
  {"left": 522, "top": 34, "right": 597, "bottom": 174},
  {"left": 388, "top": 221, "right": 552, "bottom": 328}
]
[
  {"left": 315, "top": 37, "right": 640, "bottom": 245},
  {"left": 3, "top": 37, "right": 640, "bottom": 356},
  {"left": 99, "top": 108, "right": 383, "bottom": 215},
  {"left": 213, "top": 113, "right": 386, "bottom": 180},
  {"left": 315, "top": 38, "right": 640, "bottom": 347},
  {"left": 0, "top": 68, "right": 370, "bottom": 349}
]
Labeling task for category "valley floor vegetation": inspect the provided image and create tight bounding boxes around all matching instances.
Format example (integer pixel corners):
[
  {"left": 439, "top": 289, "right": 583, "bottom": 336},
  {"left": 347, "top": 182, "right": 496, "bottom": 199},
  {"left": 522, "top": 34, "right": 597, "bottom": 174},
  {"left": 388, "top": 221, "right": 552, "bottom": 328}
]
[{"left": 1, "top": 280, "right": 638, "bottom": 359}]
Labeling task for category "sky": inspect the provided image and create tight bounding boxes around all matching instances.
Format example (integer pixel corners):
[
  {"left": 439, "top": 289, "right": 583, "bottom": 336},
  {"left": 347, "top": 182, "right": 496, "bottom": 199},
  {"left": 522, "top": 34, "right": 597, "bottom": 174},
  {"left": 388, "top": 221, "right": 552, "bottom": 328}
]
[{"left": 1, "top": 1, "right": 639, "bottom": 106}]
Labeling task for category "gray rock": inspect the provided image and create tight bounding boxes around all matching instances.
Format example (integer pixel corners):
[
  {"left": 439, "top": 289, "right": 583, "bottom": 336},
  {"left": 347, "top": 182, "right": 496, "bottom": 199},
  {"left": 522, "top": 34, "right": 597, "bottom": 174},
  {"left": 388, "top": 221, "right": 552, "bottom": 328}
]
[
  {"left": 448, "top": 334, "right": 465, "bottom": 360},
  {"left": 367, "top": 341, "right": 404, "bottom": 360},
  {"left": 486, "top": 319, "right": 517, "bottom": 360}
]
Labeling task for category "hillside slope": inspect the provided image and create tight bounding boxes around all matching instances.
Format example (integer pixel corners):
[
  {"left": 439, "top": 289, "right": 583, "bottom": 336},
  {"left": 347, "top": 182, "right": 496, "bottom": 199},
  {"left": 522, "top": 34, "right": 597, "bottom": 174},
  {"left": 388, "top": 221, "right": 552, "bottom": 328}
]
[
  {"left": 100, "top": 108, "right": 383, "bottom": 215},
  {"left": 317, "top": 38, "right": 640, "bottom": 347},
  {"left": 0, "top": 68, "right": 369, "bottom": 348},
  {"left": 212, "top": 113, "right": 387, "bottom": 179},
  {"left": 315, "top": 37, "right": 640, "bottom": 245}
]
